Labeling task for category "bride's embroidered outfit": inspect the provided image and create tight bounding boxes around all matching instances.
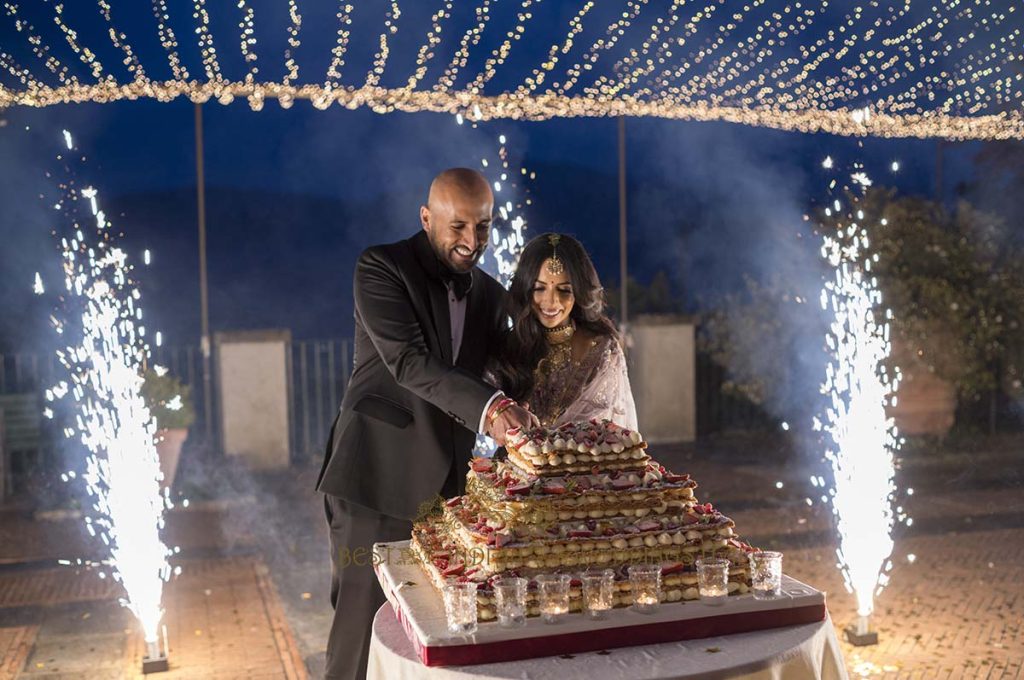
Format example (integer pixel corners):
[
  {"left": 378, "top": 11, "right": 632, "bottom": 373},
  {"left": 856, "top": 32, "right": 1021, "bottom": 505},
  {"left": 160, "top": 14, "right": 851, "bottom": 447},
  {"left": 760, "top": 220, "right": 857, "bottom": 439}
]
[{"left": 524, "top": 322, "right": 638, "bottom": 430}]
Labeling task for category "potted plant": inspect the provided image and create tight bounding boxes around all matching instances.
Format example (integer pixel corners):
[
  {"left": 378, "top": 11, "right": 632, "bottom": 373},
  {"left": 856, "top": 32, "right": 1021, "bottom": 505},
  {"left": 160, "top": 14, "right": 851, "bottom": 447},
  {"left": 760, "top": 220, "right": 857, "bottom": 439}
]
[{"left": 142, "top": 367, "right": 196, "bottom": 490}]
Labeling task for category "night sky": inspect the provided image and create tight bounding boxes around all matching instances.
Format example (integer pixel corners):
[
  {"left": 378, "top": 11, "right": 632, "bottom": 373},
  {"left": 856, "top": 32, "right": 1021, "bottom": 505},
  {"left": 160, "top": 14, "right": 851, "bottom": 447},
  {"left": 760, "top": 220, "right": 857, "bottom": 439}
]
[{"left": 0, "top": 0, "right": 1002, "bottom": 355}]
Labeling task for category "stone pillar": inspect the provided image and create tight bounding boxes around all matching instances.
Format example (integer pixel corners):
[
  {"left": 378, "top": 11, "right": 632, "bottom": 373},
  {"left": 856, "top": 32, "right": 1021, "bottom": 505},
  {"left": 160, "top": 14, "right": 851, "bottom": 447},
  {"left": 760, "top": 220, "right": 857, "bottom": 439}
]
[
  {"left": 215, "top": 329, "right": 292, "bottom": 469},
  {"left": 629, "top": 315, "right": 696, "bottom": 443}
]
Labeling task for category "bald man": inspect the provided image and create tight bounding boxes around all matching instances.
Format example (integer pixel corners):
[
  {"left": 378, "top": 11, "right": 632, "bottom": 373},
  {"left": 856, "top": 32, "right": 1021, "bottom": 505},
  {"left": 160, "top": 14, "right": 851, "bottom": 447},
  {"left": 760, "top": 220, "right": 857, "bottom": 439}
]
[{"left": 317, "top": 168, "right": 535, "bottom": 679}]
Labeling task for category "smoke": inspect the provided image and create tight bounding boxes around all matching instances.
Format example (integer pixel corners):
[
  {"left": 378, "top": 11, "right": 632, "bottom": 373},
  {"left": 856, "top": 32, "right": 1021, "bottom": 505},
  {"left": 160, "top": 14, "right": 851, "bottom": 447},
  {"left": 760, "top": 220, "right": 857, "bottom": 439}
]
[
  {"left": 0, "top": 113, "right": 75, "bottom": 353},
  {"left": 627, "top": 119, "right": 831, "bottom": 428},
  {"left": 276, "top": 106, "right": 521, "bottom": 231},
  {"left": 271, "top": 105, "right": 530, "bottom": 289}
]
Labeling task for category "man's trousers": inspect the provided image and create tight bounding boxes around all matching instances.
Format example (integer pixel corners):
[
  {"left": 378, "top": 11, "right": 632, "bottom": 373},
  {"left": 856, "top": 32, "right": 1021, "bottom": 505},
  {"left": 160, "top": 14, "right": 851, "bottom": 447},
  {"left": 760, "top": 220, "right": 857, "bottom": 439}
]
[{"left": 323, "top": 495, "right": 412, "bottom": 680}]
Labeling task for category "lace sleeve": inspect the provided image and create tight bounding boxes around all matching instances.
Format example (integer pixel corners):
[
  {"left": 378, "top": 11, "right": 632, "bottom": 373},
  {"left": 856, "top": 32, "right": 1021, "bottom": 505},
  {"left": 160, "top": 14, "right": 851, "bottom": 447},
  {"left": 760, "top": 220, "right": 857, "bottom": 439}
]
[{"left": 555, "top": 339, "right": 638, "bottom": 431}]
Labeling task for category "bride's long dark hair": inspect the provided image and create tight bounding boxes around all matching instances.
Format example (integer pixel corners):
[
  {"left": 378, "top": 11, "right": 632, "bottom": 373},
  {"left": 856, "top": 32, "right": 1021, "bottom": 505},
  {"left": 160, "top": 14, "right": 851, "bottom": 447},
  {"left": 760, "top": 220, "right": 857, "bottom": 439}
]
[{"left": 492, "top": 233, "right": 619, "bottom": 401}]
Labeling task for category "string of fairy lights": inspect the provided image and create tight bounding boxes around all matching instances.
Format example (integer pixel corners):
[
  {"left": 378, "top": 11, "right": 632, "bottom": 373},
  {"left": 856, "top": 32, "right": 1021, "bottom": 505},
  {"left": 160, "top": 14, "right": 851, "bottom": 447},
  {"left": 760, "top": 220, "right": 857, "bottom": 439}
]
[
  {"left": 0, "top": 0, "right": 1021, "bottom": 138},
  {"left": 282, "top": 0, "right": 300, "bottom": 91},
  {"left": 150, "top": 0, "right": 188, "bottom": 84},
  {"left": 404, "top": 0, "right": 450, "bottom": 92},
  {"left": 96, "top": 1, "right": 145, "bottom": 83},
  {"left": 515, "top": 0, "right": 592, "bottom": 96},
  {"left": 433, "top": 0, "right": 495, "bottom": 93},
  {"left": 555, "top": 0, "right": 645, "bottom": 96},
  {"left": 318, "top": 2, "right": 354, "bottom": 109}
]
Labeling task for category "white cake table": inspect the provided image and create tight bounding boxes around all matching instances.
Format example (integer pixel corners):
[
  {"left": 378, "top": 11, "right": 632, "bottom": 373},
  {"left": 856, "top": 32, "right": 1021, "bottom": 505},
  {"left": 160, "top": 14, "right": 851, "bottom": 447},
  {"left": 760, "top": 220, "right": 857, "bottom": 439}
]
[
  {"left": 368, "top": 541, "right": 848, "bottom": 678},
  {"left": 367, "top": 603, "right": 848, "bottom": 680}
]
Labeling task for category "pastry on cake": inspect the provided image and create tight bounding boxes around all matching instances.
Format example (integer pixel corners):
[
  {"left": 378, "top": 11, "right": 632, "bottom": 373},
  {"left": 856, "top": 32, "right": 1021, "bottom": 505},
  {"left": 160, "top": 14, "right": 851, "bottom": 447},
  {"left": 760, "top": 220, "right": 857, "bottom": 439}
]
[
  {"left": 505, "top": 420, "right": 649, "bottom": 476},
  {"left": 409, "top": 420, "right": 757, "bottom": 621}
]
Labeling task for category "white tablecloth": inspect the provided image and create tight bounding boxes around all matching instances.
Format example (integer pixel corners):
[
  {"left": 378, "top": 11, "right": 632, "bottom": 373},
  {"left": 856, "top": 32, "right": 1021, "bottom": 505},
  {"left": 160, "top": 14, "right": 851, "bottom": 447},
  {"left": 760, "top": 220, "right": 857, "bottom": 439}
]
[{"left": 367, "top": 604, "right": 849, "bottom": 680}]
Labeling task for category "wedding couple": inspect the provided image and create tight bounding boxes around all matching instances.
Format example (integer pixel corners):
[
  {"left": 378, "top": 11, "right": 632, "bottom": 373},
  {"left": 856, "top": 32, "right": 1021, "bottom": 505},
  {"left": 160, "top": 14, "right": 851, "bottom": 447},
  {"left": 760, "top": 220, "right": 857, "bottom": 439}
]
[{"left": 316, "top": 168, "right": 637, "bottom": 679}]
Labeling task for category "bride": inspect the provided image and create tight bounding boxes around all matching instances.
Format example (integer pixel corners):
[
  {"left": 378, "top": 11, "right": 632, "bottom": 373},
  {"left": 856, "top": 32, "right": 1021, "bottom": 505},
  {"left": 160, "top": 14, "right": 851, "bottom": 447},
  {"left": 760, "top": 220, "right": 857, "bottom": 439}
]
[{"left": 489, "top": 233, "right": 637, "bottom": 431}]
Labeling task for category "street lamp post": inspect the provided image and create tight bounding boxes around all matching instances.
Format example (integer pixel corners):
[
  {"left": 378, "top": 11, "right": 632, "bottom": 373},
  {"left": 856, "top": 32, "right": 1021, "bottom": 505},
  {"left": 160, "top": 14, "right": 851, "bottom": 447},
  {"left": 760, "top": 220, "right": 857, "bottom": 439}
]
[
  {"left": 194, "top": 103, "right": 213, "bottom": 447},
  {"left": 618, "top": 115, "right": 628, "bottom": 334}
]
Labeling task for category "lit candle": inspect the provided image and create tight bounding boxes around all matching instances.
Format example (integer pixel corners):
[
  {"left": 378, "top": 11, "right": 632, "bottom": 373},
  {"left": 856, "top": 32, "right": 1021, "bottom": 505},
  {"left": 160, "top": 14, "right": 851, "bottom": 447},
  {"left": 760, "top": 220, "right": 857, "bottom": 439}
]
[
  {"left": 536, "top": 574, "right": 571, "bottom": 624},
  {"left": 628, "top": 564, "right": 662, "bottom": 613},
  {"left": 541, "top": 601, "right": 568, "bottom": 616}
]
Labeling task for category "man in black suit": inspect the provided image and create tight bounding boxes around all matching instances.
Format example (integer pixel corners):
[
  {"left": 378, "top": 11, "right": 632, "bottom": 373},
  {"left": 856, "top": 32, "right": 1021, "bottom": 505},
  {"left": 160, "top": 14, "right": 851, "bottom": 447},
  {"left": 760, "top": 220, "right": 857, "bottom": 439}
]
[{"left": 317, "top": 168, "right": 535, "bottom": 679}]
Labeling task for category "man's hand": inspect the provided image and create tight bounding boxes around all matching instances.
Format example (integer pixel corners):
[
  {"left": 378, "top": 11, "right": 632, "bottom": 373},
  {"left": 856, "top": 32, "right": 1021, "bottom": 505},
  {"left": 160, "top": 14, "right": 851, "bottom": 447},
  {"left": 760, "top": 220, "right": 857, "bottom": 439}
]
[{"left": 486, "top": 403, "right": 539, "bottom": 445}]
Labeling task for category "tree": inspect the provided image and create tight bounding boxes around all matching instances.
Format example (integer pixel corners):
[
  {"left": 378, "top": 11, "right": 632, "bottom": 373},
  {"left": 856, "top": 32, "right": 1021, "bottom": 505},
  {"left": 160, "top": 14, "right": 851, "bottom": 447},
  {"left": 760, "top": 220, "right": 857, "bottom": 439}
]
[
  {"left": 700, "top": 189, "right": 1024, "bottom": 431},
  {"left": 605, "top": 271, "right": 685, "bottom": 319},
  {"left": 849, "top": 189, "right": 1024, "bottom": 405}
]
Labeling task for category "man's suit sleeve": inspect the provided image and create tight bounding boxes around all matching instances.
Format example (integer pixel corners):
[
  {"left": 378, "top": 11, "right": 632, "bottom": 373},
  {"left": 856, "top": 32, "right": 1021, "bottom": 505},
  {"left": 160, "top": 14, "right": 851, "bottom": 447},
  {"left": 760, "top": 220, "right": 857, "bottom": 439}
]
[{"left": 354, "top": 247, "right": 496, "bottom": 430}]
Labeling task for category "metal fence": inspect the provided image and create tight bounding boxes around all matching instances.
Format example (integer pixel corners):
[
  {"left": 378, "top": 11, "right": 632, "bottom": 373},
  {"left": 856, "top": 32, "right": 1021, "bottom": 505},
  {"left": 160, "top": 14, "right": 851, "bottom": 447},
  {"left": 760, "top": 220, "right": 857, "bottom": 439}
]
[
  {"left": 0, "top": 352, "right": 60, "bottom": 395},
  {"left": 3, "top": 339, "right": 764, "bottom": 463},
  {"left": 695, "top": 352, "right": 773, "bottom": 435},
  {"left": 3, "top": 338, "right": 782, "bottom": 497},
  {"left": 1, "top": 339, "right": 351, "bottom": 468},
  {"left": 289, "top": 339, "right": 351, "bottom": 462},
  {"left": 151, "top": 339, "right": 353, "bottom": 462}
]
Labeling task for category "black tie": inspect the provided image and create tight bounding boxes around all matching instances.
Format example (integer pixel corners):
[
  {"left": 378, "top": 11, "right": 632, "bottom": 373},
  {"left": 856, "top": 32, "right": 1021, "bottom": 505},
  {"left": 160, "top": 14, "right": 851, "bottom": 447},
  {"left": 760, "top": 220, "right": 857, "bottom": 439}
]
[{"left": 439, "top": 268, "right": 473, "bottom": 300}]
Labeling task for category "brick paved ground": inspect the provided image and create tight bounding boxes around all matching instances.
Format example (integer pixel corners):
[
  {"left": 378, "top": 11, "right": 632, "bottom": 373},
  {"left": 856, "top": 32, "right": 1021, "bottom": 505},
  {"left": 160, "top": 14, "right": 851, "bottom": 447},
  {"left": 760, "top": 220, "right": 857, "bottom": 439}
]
[
  {"left": 741, "top": 518, "right": 1024, "bottom": 678},
  {"left": 0, "top": 626, "right": 36, "bottom": 678},
  {"left": 0, "top": 556, "right": 305, "bottom": 679}
]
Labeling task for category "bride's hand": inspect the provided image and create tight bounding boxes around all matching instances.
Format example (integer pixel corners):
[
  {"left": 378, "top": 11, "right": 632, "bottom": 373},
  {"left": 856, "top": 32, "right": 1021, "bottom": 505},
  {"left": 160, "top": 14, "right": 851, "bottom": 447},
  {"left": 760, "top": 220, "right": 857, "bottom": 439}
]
[
  {"left": 487, "top": 403, "right": 538, "bottom": 445},
  {"left": 523, "top": 403, "right": 540, "bottom": 428},
  {"left": 523, "top": 404, "right": 540, "bottom": 429}
]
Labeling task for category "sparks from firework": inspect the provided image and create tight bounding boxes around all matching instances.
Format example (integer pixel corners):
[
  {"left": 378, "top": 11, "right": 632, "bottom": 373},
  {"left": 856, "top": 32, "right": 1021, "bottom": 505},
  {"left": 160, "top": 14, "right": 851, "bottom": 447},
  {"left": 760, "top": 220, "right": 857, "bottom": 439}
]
[
  {"left": 452, "top": 117, "right": 533, "bottom": 288},
  {"left": 463, "top": 121, "right": 532, "bottom": 455},
  {"left": 44, "top": 130, "right": 174, "bottom": 645},
  {"left": 484, "top": 140, "right": 531, "bottom": 288},
  {"left": 814, "top": 157, "right": 902, "bottom": 621}
]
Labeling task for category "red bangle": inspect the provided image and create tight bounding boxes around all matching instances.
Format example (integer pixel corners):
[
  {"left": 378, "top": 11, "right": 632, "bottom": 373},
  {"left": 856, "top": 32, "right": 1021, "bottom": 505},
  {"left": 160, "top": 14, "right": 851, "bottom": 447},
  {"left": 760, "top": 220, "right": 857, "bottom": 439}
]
[{"left": 487, "top": 397, "right": 516, "bottom": 423}]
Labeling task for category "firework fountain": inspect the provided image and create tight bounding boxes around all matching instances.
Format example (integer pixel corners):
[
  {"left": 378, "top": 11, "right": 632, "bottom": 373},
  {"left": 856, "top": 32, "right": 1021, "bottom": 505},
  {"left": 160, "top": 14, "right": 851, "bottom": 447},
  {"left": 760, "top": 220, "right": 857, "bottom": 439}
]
[
  {"left": 814, "top": 157, "right": 901, "bottom": 646},
  {"left": 43, "top": 131, "right": 174, "bottom": 672}
]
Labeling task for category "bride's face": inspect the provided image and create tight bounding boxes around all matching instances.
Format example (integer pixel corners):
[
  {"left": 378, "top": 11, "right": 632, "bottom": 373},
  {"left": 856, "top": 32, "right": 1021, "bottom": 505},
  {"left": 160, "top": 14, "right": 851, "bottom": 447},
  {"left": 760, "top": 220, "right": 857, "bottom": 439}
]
[{"left": 531, "top": 260, "right": 575, "bottom": 329}]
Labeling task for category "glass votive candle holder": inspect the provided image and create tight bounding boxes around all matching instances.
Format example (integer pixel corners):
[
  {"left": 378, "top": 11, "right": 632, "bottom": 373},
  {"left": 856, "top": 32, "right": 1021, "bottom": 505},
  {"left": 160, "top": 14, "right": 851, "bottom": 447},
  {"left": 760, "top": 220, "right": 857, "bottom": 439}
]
[
  {"left": 628, "top": 564, "right": 662, "bottom": 613},
  {"left": 581, "top": 569, "right": 615, "bottom": 619},
  {"left": 696, "top": 557, "right": 730, "bottom": 606},
  {"left": 749, "top": 551, "right": 783, "bottom": 600},
  {"left": 535, "top": 573, "right": 572, "bottom": 624},
  {"left": 441, "top": 580, "right": 479, "bottom": 636},
  {"left": 492, "top": 576, "right": 528, "bottom": 628}
]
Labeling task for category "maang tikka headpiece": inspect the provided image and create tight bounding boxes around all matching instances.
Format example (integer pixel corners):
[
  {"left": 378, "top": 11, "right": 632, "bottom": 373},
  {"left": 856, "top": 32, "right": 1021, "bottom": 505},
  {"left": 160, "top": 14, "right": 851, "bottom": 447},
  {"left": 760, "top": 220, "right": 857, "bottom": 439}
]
[{"left": 546, "top": 234, "right": 564, "bottom": 275}]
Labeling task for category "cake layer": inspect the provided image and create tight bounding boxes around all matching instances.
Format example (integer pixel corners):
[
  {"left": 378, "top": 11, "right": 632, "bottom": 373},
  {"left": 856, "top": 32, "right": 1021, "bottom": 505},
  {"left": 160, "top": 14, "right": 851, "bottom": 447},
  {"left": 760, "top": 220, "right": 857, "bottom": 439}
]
[
  {"left": 507, "top": 447, "right": 649, "bottom": 476},
  {"left": 506, "top": 420, "right": 649, "bottom": 476},
  {"left": 409, "top": 526, "right": 754, "bottom": 621},
  {"left": 467, "top": 458, "right": 698, "bottom": 526},
  {"left": 449, "top": 499, "right": 731, "bottom": 544},
  {"left": 435, "top": 502, "right": 739, "bottom": 576}
]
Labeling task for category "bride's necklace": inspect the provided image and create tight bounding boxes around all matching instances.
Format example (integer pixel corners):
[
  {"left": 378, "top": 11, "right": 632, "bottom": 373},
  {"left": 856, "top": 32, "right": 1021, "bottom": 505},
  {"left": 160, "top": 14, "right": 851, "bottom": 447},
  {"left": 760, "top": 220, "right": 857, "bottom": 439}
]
[
  {"left": 539, "top": 320, "right": 575, "bottom": 374},
  {"left": 544, "top": 320, "right": 575, "bottom": 346}
]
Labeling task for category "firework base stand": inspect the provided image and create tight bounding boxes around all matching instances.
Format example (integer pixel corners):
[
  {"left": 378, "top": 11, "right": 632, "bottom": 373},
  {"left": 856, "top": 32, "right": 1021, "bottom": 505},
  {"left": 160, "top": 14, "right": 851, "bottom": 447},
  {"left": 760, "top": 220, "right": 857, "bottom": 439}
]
[{"left": 368, "top": 541, "right": 849, "bottom": 679}]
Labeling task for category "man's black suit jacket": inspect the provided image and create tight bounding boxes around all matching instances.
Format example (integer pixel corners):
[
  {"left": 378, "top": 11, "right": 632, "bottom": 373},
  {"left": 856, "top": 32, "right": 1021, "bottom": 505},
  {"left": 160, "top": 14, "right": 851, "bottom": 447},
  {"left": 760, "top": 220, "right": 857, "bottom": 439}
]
[{"left": 317, "top": 230, "right": 508, "bottom": 520}]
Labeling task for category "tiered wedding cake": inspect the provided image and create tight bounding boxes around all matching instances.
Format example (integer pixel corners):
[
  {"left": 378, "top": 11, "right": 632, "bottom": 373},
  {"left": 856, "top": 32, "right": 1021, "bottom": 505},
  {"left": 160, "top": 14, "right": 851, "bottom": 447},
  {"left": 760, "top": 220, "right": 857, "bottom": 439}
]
[{"left": 410, "top": 420, "right": 756, "bottom": 621}]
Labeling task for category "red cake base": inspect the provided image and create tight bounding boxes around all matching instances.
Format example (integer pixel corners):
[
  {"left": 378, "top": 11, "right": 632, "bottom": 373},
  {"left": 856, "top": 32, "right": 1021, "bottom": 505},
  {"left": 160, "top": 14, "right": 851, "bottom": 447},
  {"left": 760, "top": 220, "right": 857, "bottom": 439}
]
[{"left": 373, "top": 541, "right": 827, "bottom": 667}]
